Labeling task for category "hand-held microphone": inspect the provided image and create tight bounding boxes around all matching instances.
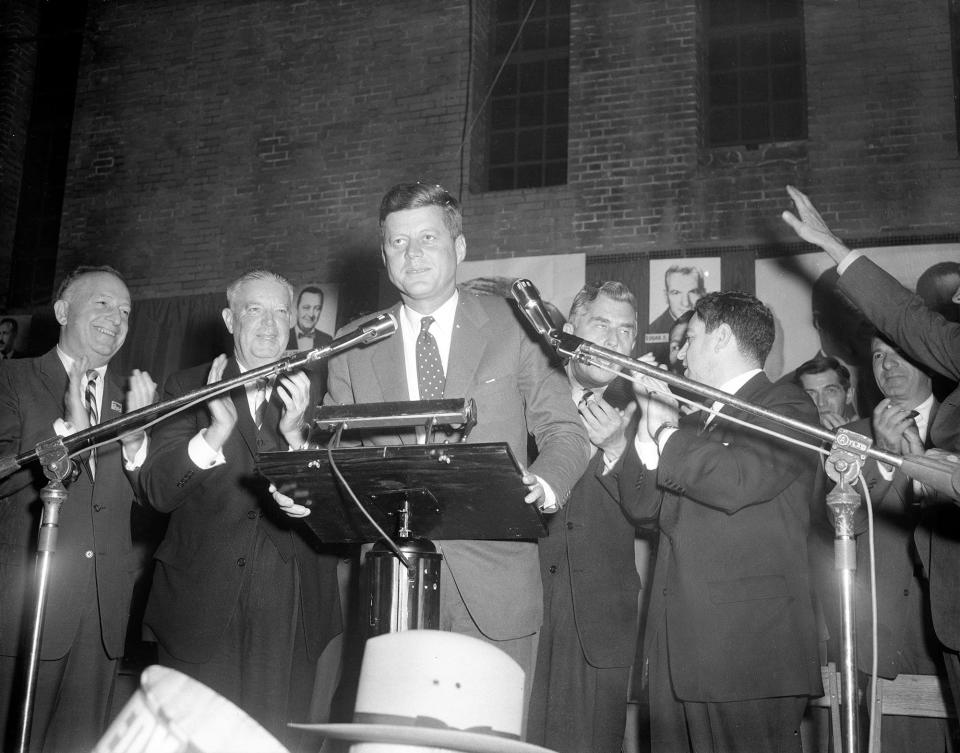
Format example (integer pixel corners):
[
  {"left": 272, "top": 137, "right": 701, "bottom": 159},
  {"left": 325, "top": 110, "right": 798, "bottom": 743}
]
[{"left": 510, "top": 279, "right": 558, "bottom": 338}]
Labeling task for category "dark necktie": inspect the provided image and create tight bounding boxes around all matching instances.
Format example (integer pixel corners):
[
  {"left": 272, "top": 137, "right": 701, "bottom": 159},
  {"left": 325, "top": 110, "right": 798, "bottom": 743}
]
[
  {"left": 253, "top": 378, "right": 269, "bottom": 429},
  {"left": 85, "top": 370, "right": 99, "bottom": 477},
  {"left": 416, "top": 316, "right": 445, "bottom": 400}
]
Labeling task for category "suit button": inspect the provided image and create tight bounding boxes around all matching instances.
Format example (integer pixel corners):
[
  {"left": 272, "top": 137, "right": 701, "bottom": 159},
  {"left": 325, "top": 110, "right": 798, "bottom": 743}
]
[
  {"left": 247, "top": 510, "right": 257, "bottom": 519},
  {"left": 85, "top": 550, "right": 94, "bottom": 559},
  {"left": 662, "top": 588, "right": 668, "bottom": 596},
  {"left": 93, "top": 504, "right": 102, "bottom": 512},
  {"left": 904, "top": 589, "right": 910, "bottom": 596},
  {"left": 566, "top": 522, "right": 574, "bottom": 530},
  {"left": 256, "top": 438, "right": 265, "bottom": 448},
  {"left": 237, "top": 557, "right": 246, "bottom": 567},
  {"left": 549, "top": 565, "right": 558, "bottom": 574}
]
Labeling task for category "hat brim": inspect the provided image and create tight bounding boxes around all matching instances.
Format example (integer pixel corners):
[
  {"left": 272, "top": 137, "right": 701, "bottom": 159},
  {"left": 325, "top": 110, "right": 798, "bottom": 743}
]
[{"left": 289, "top": 723, "right": 557, "bottom": 753}]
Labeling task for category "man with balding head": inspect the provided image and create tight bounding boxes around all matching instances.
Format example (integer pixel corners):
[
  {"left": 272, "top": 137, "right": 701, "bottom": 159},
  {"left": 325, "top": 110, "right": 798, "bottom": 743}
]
[
  {"left": 140, "top": 269, "right": 341, "bottom": 748},
  {"left": 0, "top": 266, "right": 155, "bottom": 752}
]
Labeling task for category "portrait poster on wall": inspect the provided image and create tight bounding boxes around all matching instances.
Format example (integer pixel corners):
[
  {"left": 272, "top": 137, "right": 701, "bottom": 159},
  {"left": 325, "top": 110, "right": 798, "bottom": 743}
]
[
  {"left": 643, "top": 257, "right": 721, "bottom": 366},
  {"left": 0, "top": 314, "right": 32, "bottom": 359},
  {"left": 290, "top": 282, "right": 340, "bottom": 344}
]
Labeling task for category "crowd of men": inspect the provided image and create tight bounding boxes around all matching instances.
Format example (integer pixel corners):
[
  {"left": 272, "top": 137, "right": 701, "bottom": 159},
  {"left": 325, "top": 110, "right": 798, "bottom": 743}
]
[{"left": 1, "top": 183, "right": 959, "bottom": 753}]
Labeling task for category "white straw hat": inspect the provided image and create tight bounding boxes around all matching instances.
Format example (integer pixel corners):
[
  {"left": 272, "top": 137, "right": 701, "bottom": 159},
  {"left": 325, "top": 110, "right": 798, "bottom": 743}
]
[{"left": 293, "top": 629, "right": 556, "bottom": 753}]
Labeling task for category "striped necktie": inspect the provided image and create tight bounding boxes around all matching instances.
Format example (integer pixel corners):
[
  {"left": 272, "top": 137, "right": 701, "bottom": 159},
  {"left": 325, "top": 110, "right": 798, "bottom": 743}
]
[{"left": 85, "top": 370, "right": 99, "bottom": 477}]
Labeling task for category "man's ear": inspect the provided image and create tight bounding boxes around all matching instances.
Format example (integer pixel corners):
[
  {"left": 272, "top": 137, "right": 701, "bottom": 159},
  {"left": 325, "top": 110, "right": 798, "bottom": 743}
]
[
  {"left": 221, "top": 308, "right": 234, "bottom": 334},
  {"left": 951, "top": 288, "right": 960, "bottom": 305},
  {"left": 53, "top": 300, "right": 69, "bottom": 326},
  {"left": 714, "top": 322, "right": 733, "bottom": 351},
  {"left": 455, "top": 234, "right": 466, "bottom": 263}
]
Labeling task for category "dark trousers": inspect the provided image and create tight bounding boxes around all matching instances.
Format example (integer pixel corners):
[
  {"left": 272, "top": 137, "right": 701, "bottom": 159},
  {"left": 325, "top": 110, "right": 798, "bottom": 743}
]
[
  {"left": 649, "top": 617, "right": 807, "bottom": 753},
  {"left": 0, "top": 590, "right": 120, "bottom": 753},
  {"left": 527, "top": 555, "right": 631, "bottom": 753},
  {"left": 157, "top": 531, "right": 315, "bottom": 753}
]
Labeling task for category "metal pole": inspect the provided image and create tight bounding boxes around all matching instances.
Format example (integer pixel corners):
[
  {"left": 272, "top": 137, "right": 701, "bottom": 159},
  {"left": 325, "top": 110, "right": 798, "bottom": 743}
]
[
  {"left": 16, "top": 478, "right": 68, "bottom": 753},
  {"left": 826, "top": 464, "right": 864, "bottom": 753}
]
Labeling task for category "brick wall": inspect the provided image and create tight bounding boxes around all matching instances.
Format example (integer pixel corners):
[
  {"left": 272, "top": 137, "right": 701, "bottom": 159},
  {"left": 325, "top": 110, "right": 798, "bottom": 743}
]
[{"left": 50, "top": 0, "right": 960, "bottom": 316}]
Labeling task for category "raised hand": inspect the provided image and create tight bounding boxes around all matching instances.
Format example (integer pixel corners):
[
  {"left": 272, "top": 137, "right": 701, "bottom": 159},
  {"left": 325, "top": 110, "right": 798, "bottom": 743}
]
[
  {"left": 203, "top": 354, "right": 237, "bottom": 452},
  {"left": 120, "top": 368, "right": 158, "bottom": 456},
  {"left": 780, "top": 185, "right": 851, "bottom": 262},
  {"left": 275, "top": 371, "right": 312, "bottom": 449}
]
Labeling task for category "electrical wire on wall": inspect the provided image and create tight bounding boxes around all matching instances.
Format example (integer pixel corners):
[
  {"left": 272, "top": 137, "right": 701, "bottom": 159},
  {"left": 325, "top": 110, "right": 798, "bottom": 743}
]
[{"left": 457, "top": 0, "right": 541, "bottom": 203}]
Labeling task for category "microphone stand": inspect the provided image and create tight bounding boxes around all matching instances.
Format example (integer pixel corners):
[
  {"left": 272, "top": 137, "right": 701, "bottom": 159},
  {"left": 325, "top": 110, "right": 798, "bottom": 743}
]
[
  {"left": 5, "top": 313, "right": 397, "bottom": 753},
  {"left": 511, "top": 279, "right": 960, "bottom": 753}
]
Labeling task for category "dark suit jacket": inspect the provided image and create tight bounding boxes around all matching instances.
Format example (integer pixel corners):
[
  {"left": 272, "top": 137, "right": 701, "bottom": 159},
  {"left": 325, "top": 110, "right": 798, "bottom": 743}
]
[
  {"left": 610, "top": 373, "right": 823, "bottom": 702},
  {"left": 840, "top": 255, "right": 960, "bottom": 651},
  {"left": 539, "top": 448, "right": 641, "bottom": 668},
  {"left": 139, "top": 358, "right": 341, "bottom": 663},
  {"left": 325, "top": 293, "right": 589, "bottom": 640},
  {"left": 0, "top": 348, "right": 138, "bottom": 659},
  {"left": 842, "top": 409, "right": 940, "bottom": 677}
]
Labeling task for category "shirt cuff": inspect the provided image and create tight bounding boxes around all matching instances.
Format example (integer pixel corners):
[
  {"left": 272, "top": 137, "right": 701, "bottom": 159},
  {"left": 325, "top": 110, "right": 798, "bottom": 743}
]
[
  {"left": 123, "top": 435, "right": 149, "bottom": 470},
  {"left": 634, "top": 433, "right": 661, "bottom": 470},
  {"left": 836, "top": 249, "right": 864, "bottom": 276},
  {"left": 876, "top": 460, "right": 895, "bottom": 481},
  {"left": 537, "top": 476, "right": 558, "bottom": 512},
  {"left": 188, "top": 429, "right": 226, "bottom": 469}
]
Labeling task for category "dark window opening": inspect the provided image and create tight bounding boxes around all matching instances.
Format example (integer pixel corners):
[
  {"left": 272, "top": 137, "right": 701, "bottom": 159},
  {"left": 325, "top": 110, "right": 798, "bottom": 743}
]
[
  {"left": 705, "top": 0, "right": 806, "bottom": 147},
  {"left": 9, "top": 0, "right": 88, "bottom": 307},
  {"left": 487, "top": 0, "right": 569, "bottom": 191}
]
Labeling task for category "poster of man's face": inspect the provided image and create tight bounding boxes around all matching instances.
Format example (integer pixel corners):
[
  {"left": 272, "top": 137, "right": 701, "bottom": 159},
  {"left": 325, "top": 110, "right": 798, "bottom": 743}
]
[
  {"left": 292, "top": 283, "right": 339, "bottom": 338},
  {"left": 648, "top": 259, "right": 720, "bottom": 326},
  {"left": 0, "top": 315, "right": 31, "bottom": 359}
]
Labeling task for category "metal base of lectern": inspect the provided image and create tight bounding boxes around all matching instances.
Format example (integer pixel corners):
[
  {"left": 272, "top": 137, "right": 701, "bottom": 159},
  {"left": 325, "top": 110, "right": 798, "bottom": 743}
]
[{"left": 365, "top": 537, "right": 442, "bottom": 636}]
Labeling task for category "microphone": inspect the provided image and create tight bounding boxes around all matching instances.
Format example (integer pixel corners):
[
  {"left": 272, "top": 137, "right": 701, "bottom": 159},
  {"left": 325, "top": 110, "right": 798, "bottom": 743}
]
[
  {"left": 358, "top": 312, "right": 399, "bottom": 344},
  {"left": 510, "top": 279, "right": 558, "bottom": 338}
]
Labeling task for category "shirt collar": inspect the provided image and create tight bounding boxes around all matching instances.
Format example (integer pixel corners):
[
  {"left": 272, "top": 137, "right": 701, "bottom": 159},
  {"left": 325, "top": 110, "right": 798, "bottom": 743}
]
[
  {"left": 910, "top": 392, "right": 936, "bottom": 441},
  {"left": 400, "top": 290, "right": 459, "bottom": 340},
  {"left": 56, "top": 345, "right": 107, "bottom": 381}
]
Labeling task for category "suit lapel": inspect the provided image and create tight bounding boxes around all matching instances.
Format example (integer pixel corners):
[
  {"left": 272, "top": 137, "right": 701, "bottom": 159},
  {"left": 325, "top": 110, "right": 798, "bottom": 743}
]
[
  {"left": 223, "top": 359, "right": 260, "bottom": 459},
  {"left": 372, "top": 303, "right": 409, "bottom": 403},
  {"left": 444, "top": 295, "right": 487, "bottom": 400},
  {"left": 37, "top": 348, "right": 68, "bottom": 408}
]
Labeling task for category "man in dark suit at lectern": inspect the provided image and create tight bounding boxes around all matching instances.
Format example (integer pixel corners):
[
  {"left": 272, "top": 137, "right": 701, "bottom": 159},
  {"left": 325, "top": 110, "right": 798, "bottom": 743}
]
[{"left": 323, "top": 182, "right": 589, "bottom": 716}]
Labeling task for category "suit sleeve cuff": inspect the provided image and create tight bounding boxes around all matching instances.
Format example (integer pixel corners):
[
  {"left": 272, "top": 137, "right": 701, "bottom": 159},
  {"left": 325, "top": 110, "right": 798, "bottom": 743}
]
[{"left": 837, "top": 249, "right": 864, "bottom": 276}]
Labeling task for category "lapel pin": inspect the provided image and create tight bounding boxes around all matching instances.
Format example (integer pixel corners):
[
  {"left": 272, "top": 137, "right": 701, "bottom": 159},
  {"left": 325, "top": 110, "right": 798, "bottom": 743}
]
[{"left": 111, "top": 400, "right": 123, "bottom": 412}]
